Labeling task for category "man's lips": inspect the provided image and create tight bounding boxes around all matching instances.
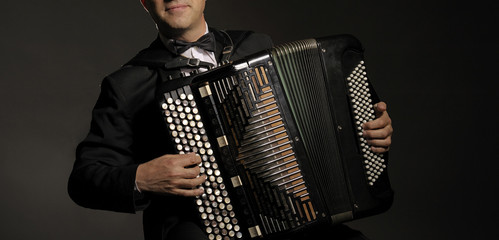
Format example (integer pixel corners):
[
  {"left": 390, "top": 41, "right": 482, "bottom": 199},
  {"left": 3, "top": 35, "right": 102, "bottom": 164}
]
[{"left": 166, "top": 4, "right": 189, "bottom": 11}]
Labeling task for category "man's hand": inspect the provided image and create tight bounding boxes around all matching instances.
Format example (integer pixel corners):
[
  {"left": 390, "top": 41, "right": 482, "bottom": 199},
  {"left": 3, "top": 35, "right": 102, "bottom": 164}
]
[
  {"left": 362, "top": 101, "right": 393, "bottom": 153},
  {"left": 135, "top": 153, "right": 206, "bottom": 197}
]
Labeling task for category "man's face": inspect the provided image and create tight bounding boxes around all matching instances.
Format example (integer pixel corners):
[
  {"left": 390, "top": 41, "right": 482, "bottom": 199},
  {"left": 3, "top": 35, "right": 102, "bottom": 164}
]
[{"left": 144, "top": 0, "right": 206, "bottom": 37}]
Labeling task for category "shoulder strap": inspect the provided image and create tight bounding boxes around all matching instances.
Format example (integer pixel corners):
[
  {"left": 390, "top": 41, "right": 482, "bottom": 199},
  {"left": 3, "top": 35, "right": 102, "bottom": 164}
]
[
  {"left": 216, "top": 30, "right": 254, "bottom": 63},
  {"left": 219, "top": 30, "right": 234, "bottom": 63},
  {"left": 126, "top": 56, "right": 214, "bottom": 70}
]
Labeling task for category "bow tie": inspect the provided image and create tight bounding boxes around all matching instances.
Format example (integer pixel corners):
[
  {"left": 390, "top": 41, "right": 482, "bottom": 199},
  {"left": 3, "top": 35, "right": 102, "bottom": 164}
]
[{"left": 165, "top": 32, "right": 216, "bottom": 55}]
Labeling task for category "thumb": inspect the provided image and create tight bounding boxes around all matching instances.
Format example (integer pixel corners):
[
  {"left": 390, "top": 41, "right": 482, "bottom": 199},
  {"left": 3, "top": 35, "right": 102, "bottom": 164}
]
[{"left": 374, "top": 101, "right": 387, "bottom": 116}]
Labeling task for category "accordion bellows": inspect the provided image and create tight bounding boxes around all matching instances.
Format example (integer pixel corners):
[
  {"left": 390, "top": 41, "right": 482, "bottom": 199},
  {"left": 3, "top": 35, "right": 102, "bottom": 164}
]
[{"left": 157, "top": 35, "right": 393, "bottom": 240}]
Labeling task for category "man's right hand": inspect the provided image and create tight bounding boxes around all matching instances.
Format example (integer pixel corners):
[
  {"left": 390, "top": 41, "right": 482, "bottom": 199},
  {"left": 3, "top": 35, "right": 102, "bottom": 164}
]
[{"left": 135, "top": 153, "right": 206, "bottom": 197}]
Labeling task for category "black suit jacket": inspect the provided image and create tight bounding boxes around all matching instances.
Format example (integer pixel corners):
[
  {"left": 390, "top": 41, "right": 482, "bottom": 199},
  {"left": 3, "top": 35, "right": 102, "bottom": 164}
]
[{"left": 68, "top": 28, "right": 273, "bottom": 239}]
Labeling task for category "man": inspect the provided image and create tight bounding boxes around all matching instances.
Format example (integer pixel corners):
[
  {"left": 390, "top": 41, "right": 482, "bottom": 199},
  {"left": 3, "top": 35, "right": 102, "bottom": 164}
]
[{"left": 68, "top": 1, "right": 393, "bottom": 240}]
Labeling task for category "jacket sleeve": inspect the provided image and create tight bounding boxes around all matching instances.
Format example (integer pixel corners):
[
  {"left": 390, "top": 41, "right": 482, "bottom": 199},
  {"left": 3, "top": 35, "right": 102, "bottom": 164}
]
[{"left": 68, "top": 76, "right": 141, "bottom": 213}]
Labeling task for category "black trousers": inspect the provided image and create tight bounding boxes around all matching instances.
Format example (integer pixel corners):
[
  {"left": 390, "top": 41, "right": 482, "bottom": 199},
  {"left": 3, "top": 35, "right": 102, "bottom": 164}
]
[
  {"left": 166, "top": 220, "right": 368, "bottom": 240},
  {"left": 285, "top": 224, "right": 369, "bottom": 240}
]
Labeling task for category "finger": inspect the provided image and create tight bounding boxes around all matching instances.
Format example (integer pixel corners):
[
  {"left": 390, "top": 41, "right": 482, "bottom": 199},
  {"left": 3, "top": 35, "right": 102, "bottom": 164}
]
[
  {"left": 366, "top": 138, "right": 392, "bottom": 149},
  {"left": 363, "top": 111, "right": 390, "bottom": 130},
  {"left": 182, "top": 165, "right": 202, "bottom": 179},
  {"left": 374, "top": 101, "right": 387, "bottom": 115},
  {"left": 180, "top": 153, "right": 202, "bottom": 167},
  {"left": 370, "top": 146, "right": 390, "bottom": 153},
  {"left": 363, "top": 101, "right": 390, "bottom": 130},
  {"left": 171, "top": 175, "right": 207, "bottom": 190},
  {"left": 169, "top": 187, "right": 205, "bottom": 197},
  {"left": 363, "top": 124, "right": 393, "bottom": 139}
]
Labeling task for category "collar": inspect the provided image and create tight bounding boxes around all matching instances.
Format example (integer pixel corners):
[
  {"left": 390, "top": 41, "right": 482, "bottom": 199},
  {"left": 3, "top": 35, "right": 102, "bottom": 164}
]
[{"left": 158, "top": 22, "right": 210, "bottom": 50}]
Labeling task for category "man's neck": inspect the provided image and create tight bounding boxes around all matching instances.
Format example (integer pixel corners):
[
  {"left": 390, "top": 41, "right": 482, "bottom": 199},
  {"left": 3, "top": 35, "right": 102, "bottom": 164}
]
[{"left": 159, "top": 20, "right": 208, "bottom": 42}]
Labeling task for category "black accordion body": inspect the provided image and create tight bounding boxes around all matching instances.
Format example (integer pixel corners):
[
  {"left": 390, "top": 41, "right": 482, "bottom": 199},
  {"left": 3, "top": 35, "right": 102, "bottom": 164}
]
[{"left": 157, "top": 35, "right": 393, "bottom": 240}]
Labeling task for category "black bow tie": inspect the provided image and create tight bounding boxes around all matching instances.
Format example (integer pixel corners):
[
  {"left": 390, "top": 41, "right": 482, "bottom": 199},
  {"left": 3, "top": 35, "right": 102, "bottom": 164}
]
[{"left": 165, "top": 32, "right": 216, "bottom": 55}]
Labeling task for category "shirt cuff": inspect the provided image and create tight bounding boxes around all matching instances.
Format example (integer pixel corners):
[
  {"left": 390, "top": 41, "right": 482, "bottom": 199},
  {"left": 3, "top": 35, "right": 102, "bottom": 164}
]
[{"left": 133, "top": 181, "right": 150, "bottom": 211}]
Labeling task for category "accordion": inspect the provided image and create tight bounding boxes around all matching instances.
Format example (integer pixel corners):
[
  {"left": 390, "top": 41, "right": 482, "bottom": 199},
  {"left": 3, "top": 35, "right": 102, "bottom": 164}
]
[{"left": 157, "top": 35, "right": 393, "bottom": 239}]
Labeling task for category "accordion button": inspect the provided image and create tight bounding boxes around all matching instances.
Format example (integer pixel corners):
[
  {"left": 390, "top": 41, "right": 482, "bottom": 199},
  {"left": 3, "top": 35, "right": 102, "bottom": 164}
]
[
  {"left": 172, "top": 111, "right": 179, "bottom": 118},
  {"left": 178, "top": 132, "right": 185, "bottom": 138}
]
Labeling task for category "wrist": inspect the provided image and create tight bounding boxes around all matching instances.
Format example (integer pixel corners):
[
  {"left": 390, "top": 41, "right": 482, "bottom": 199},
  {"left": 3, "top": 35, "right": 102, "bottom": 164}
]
[{"left": 135, "top": 164, "right": 148, "bottom": 193}]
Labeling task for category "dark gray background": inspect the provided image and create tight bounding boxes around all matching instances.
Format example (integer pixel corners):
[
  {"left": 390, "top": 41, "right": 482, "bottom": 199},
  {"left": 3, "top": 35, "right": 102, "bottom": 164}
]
[{"left": 1, "top": 0, "right": 498, "bottom": 239}]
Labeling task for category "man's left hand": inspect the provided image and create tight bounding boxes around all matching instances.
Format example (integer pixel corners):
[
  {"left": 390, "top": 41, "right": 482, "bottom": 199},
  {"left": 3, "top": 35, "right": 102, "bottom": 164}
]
[{"left": 362, "top": 101, "right": 393, "bottom": 153}]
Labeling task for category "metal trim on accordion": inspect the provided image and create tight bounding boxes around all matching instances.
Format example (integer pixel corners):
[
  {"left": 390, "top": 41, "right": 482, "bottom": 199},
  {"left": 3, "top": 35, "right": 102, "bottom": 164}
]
[{"left": 156, "top": 35, "right": 394, "bottom": 240}]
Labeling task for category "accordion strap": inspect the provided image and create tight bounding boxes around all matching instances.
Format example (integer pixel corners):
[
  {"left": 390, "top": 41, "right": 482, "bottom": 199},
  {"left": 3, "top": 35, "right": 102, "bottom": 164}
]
[
  {"left": 125, "top": 55, "right": 215, "bottom": 70},
  {"left": 164, "top": 57, "right": 215, "bottom": 69},
  {"left": 219, "top": 30, "right": 234, "bottom": 63}
]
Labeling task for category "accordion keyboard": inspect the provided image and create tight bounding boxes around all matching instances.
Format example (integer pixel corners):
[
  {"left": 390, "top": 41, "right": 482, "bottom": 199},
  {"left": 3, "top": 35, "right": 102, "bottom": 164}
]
[
  {"left": 347, "top": 61, "right": 387, "bottom": 186},
  {"left": 161, "top": 88, "right": 244, "bottom": 240}
]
